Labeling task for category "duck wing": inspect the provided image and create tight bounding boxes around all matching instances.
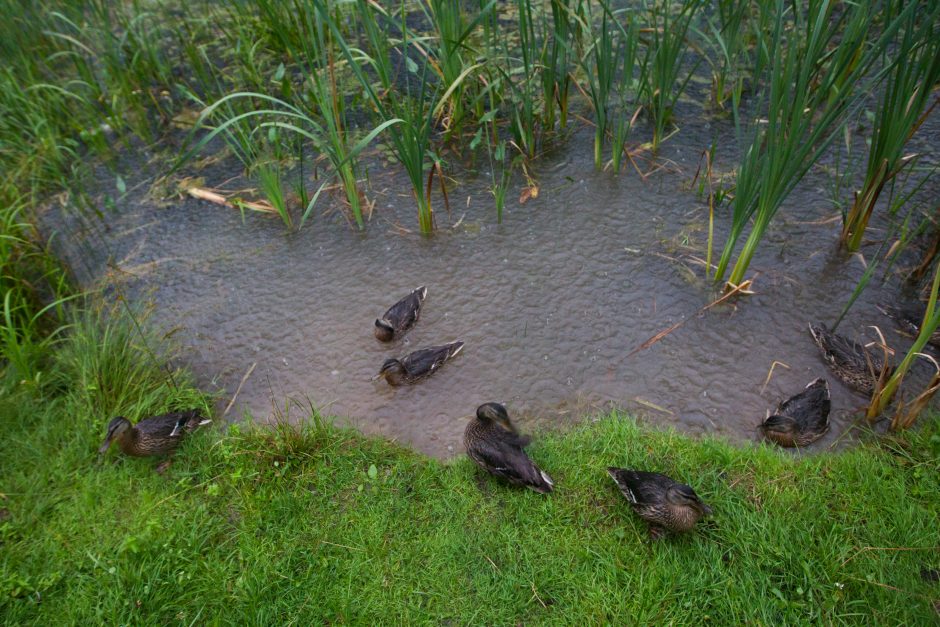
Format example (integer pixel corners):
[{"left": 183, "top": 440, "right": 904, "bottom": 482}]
[
  {"left": 137, "top": 410, "right": 208, "bottom": 437},
  {"left": 809, "top": 324, "right": 885, "bottom": 375},
  {"left": 607, "top": 468, "right": 674, "bottom": 506},
  {"left": 383, "top": 286, "right": 427, "bottom": 332},
  {"left": 776, "top": 378, "right": 830, "bottom": 427},
  {"left": 472, "top": 436, "right": 553, "bottom": 493},
  {"left": 401, "top": 341, "right": 464, "bottom": 377}
]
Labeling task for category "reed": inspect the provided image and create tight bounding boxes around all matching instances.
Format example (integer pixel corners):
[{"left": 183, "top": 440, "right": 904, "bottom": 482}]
[
  {"left": 579, "top": 2, "right": 617, "bottom": 170},
  {"left": 609, "top": 14, "right": 641, "bottom": 174},
  {"left": 714, "top": 0, "right": 917, "bottom": 288},
  {"left": 319, "top": 0, "right": 438, "bottom": 233},
  {"left": 640, "top": 0, "right": 700, "bottom": 152},
  {"left": 868, "top": 260, "right": 940, "bottom": 424},
  {"left": 841, "top": 4, "right": 940, "bottom": 252}
]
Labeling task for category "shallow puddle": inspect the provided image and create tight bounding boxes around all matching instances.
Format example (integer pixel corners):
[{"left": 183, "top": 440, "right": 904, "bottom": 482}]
[{"left": 45, "top": 108, "right": 940, "bottom": 458}]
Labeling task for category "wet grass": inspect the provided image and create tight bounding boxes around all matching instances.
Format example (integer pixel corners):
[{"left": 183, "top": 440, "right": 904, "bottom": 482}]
[{"left": 2, "top": 309, "right": 939, "bottom": 623}]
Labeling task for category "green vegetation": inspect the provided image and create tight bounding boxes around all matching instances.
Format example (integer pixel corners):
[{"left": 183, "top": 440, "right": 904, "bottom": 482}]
[
  {"left": 2, "top": 310, "right": 939, "bottom": 623},
  {"left": 2, "top": 2, "right": 940, "bottom": 621}
]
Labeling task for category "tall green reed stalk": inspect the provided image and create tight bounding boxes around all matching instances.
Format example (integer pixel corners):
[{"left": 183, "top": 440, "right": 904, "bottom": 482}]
[
  {"left": 183, "top": 91, "right": 398, "bottom": 230},
  {"left": 714, "top": 0, "right": 918, "bottom": 288},
  {"left": 868, "top": 259, "right": 940, "bottom": 425},
  {"left": 841, "top": 4, "right": 940, "bottom": 251},
  {"left": 640, "top": 0, "right": 700, "bottom": 152},
  {"left": 609, "top": 14, "right": 641, "bottom": 174},
  {"left": 317, "top": 0, "right": 439, "bottom": 233},
  {"left": 579, "top": 2, "right": 616, "bottom": 170},
  {"left": 423, "top": 0, "right": 495, "bottom": 136}
]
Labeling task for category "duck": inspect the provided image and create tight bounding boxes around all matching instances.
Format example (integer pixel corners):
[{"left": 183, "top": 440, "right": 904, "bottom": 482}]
[
  {"left": 375, "top": 286, "right": 427, "bottom": 342},
  {"left": 374, "top": 341, "right": 464, "bottom": 386},
  {"left": 878, "top": 302, "right": 940, "bottom": 349},
  {"left": 607, "top": 468, "right": 712, "bottom": 538},
  {"left": 808, "top": 323, "right": 890, "bottom": 395},
  {"left": 98, "top": 410, "right": 210, "bottom": 470},
  {"left": 760, "top": 378, "right": 831, "bottom": 447},
  {"left": 464, "top": 402, "right": 554, "bottom": 493}
]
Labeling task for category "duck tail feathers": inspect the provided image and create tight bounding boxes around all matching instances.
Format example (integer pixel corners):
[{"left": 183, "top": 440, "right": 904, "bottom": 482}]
[{"left": 530, "top": 468, "right": 554, "bottom": 493}]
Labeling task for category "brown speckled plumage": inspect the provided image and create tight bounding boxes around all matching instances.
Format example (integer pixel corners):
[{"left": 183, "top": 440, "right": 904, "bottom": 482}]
[
  {"left": 607, "top": 468, "right": 712, "bottom": 536},
  {"left": 99, "top": 410, "right": 209, "bottom": 458},
  {"left": 374, "top": 286, "right": 427, "bottom": 342},
  {"left": 760, "top": 378, "right": 831, "bottom": 448},
  {"left": 878, "top": 303, "right": 940, "bottom": 349},
  {"left": 808, "top": 323, "right": 890, "bottom": 395},
  {"left": 376, "top": 341, "right": 464, "bottom": 386},
  {"left": 464, "top": 403, "right": 553, "bottom": 494}
]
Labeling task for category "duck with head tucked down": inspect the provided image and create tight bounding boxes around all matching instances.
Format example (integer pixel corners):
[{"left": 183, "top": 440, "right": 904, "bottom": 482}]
[
  {"left": 374, "top": 286, "right": 427, "bottom": 342},
  {"left": 607, "top": 468, "right": 712, "bottom": 539},
  {"left": 374, "top": 341, "right": 464, "bottom": 386},
  {"left": 760, "top": 378, "right": 831, "bottom": 448},
  {"left": 98, "top": 409, "right": 210, "bottom": 471},
  {"left": 808, "top": 323, "right": 891, "bottom": 395},
  {"left": 464, "top": 402, "right": 554, "bottom": 494}
]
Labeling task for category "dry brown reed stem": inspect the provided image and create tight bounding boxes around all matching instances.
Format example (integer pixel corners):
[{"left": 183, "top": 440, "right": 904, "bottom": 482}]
[
  {"left": 865, "top": 325, "right": 896, "bottom": 421},
  {"left": 891, "top": 354, "right": 940, "bottom": 431},
  {"left": 184, "top": 186, "right": 277, "bottom": 214},
  {"left": 628, "top": 277, "right": 755, "bottom": 356},
  {"left": 223, "top": 361, "right": 257, "bottom": 417}
]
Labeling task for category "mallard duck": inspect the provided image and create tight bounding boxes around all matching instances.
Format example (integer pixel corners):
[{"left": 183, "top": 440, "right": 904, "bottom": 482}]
[
  {"left": 607, "top": 468, "right": 712, "bottom": 538},
  {"left": 464, "top": 403, "right": 554, "bottom": 493},
  {"left": 808, "top": 323, "right": 890, "bottom": 395},
  {"left": 878, "top": 303, "right": 940, "bottom": 349},
  {"left": 98, "top": 410, "right": 210, "bottom": 468},
  {"left": 760, "top": 378, "right": 831, "bottom": 447},
  {"left": 375, "top": 286, "right": 427, "bottom": 342},
  {"left": 374, "top": 341, "right": 464, "bottom": 386}
]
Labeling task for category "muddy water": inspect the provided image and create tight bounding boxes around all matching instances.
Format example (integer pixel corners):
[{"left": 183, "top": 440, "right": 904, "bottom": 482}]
[{"left": 46, "top": 113, "right": 939, "bottom": 458}]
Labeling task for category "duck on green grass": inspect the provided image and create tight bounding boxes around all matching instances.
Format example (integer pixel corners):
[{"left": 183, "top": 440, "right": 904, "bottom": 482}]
[
  {"left": 374, "top": 341, "right": 464, "bottom": 386},
  {"left": 374, "top": 286, "right": 427, "bottom": 342},
  {"left": 760, "top": 378, "right": 831, "bottom": 448},
  {"left": 464, "top": 402, "right": 554, "bottom": 493},
  {"left": 607, "top": 468, "right": 712, "bottom": 539},
  {"left": 98, "top": 409, "right": 210, "bottom": 472}
]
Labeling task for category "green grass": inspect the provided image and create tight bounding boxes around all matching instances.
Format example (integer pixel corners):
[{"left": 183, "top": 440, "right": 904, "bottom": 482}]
[{"left": 2, "top": 312, "right": 939, "bottom": 624}]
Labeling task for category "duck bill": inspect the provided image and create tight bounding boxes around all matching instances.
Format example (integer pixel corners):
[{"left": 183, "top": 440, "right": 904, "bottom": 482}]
[
  {"left": 699, "top": 503, "right": 714, "bottom": 517},
  {"left": 98, "top": 435, "right": 114, "bottom": 455},
  {"left": 371, "top": 371, "right": 386, "bottom": 382}
]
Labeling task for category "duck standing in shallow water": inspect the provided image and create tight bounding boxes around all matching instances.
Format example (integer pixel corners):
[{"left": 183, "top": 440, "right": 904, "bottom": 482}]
[
  {"left": 760, "top": 378, "right": 831, "bottom": 447},
  {"left": 607, "top": 468, "right": 712, "bottom": 539},
  {"left": 98, "top": 410, "right": 210, "bottom": 471},
  {"left": 374, "top": 341, "right": 464, "bottom": 386},
  {"left": 464, "top": 403, "right": 554, "bottom": 493},
  {"left": 808, "top": 323, "right": 890, "bottom": 395},
  {"left": 374, "top": 286, "right": 427, "bottom": 342}
]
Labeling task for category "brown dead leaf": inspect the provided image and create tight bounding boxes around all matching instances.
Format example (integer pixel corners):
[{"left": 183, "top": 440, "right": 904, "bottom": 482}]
[{"left": 519, "top": 185, "right": 539, "bottom": 204}]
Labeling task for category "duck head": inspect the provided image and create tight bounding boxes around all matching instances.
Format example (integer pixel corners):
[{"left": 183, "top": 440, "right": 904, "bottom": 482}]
[
  {"left": 760, "top": 414, "right": 797, "bottom": 439},
  {"left": 374, "top": 358, "right": 405, "bottom": 385},
  {"left": 476, "top": 402, "right": 517, "bottom": 434},
  {"left": 374, "top": 318, "right": 395, "bottom": 342},
  {"left": 99, "top": 416, "right": 132, "bottom": 454},
  {"left": 667, "top": 483, "right": 713, "bottom": 517}
]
